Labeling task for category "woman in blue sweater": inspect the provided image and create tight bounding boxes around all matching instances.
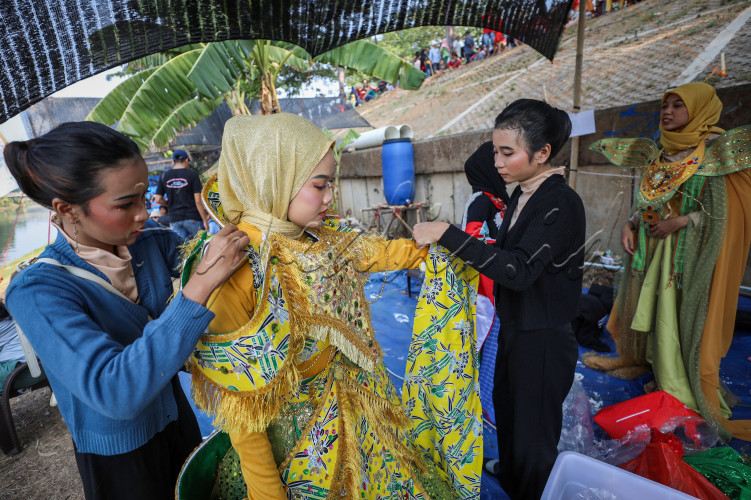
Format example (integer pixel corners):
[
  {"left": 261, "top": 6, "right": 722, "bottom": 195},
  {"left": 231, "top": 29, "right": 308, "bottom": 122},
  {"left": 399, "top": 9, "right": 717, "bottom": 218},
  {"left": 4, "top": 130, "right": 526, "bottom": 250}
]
[
  {"left": 3, "top": 122, "right": 249, "bottom": 499},
  {"left": 414, "top": 99, "right": 585, "bottom": 500}
]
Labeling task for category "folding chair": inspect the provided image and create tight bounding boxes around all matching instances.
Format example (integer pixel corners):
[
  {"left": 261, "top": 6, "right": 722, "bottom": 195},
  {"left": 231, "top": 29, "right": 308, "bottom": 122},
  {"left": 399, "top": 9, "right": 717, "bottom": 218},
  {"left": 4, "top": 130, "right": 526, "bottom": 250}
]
[{"left": 0, "top": 324, "right": 50, "bottom": 455}]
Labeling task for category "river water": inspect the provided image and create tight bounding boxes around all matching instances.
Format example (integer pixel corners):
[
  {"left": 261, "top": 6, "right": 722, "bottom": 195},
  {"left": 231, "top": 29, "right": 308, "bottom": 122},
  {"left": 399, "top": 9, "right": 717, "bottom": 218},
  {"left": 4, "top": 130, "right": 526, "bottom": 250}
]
[{"left": 0, "top": 203, "right": 57, "bottom": 264}]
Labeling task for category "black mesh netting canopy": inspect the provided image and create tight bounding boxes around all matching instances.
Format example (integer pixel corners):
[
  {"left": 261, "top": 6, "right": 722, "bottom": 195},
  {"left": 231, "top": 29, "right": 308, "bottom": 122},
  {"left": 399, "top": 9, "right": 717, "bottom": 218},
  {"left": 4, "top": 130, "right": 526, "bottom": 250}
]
[{"left": 0, "top": 0, "right": 574, "bottom": 125}]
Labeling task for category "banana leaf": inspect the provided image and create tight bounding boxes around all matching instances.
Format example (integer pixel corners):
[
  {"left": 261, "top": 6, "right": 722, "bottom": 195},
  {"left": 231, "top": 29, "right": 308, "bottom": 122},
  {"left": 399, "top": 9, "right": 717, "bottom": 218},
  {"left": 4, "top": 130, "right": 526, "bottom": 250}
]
[
  {"left": 316, "top": 39, "right": 425, "bottom": 89},
  {"left": 150, "top": 96, "right": 225, "bottom": 148},
  {"left": 85, "top": 68, "right": 157, "bottom": 125}
]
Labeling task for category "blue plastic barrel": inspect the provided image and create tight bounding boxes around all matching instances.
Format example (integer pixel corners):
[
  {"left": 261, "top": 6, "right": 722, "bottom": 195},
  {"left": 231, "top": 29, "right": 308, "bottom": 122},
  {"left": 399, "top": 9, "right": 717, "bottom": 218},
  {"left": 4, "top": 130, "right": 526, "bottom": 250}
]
[{"left": 381, "top": 138, "right": 415, "bottom": 205}]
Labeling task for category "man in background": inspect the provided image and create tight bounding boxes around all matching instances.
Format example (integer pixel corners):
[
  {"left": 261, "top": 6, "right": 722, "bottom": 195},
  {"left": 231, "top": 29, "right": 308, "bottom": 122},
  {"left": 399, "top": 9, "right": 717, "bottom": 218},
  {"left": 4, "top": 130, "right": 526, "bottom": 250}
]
[
  {"left": 463, "top": 30, "right": 476, "bottom": 62},
  {"left": 428, "top": 42, "right": 442, "bottom": 74},
  {"left": 154, "top": 149, "right": 208, "bottom": 241}
]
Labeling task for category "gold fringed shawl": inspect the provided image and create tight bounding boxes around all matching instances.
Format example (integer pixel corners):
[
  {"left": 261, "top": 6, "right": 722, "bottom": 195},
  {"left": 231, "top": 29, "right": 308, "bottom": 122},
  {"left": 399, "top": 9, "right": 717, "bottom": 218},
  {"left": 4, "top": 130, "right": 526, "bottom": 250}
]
[
  {"left": 403, "top": 245, "right": 483, "bottom": 500},
  {"left": 185, "top": 219, "right": 387, "bottom": 433}
]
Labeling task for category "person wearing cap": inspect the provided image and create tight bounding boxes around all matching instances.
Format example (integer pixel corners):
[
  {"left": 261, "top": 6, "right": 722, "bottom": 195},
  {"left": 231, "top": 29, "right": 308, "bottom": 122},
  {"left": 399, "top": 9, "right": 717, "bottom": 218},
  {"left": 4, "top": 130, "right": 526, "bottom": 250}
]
[
  {"left": 153, "top": 149, "right": 208, "bottom": 241},
  {"left": 150, "top": 206, "right": 171, "bottom": 227},
  {"left": 428, "top": 42, "right": 442, "bottom": 73}
]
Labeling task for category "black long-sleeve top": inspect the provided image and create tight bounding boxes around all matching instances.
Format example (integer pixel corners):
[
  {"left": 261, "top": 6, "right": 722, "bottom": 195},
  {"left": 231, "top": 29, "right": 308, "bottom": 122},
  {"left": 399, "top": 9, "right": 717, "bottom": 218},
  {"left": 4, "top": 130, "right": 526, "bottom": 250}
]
[{"left": 439, "top": 174, "right": 585, "bottom": 330}]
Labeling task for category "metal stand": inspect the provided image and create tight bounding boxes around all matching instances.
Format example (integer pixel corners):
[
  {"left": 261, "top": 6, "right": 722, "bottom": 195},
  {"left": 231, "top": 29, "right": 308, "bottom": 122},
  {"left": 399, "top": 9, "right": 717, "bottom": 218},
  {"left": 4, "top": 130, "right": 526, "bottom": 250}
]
[{"left": 361, "top": 202, "right": 429, "bottom": 239}]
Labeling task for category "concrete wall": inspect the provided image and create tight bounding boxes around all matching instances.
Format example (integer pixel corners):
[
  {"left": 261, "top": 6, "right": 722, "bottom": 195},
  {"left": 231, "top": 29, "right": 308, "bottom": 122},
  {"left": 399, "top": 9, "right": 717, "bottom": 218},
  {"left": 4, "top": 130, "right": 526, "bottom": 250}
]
[
  {"left": 338, "top": 83, "right": 751, "bottom": 288},
  {"left": 338, "top": 130, "right": 494, "bottom": 226}
]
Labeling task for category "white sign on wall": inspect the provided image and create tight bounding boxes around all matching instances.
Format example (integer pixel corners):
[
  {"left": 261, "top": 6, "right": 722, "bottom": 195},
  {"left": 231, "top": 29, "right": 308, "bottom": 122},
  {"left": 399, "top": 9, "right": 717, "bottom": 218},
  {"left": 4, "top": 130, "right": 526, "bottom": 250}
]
[{"left": 568, "top": 109, "right": 596, "bottom": 138}]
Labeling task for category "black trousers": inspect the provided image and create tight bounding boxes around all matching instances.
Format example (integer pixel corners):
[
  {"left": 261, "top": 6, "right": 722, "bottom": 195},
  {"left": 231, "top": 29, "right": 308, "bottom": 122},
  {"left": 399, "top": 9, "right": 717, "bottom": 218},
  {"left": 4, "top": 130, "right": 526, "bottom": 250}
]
[
  {"left": 493, "top": 322, "right": 578, "bottom": 500},
  {"left": 74, "top": 378, "right": 201, "bottom": 500}
]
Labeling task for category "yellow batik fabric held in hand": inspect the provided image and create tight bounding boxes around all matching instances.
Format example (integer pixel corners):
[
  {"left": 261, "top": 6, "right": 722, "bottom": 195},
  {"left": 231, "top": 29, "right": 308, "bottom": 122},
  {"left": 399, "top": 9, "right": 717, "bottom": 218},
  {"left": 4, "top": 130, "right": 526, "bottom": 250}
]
[{"left": 403, "top": 245, "right": 482, "bottom": 500}]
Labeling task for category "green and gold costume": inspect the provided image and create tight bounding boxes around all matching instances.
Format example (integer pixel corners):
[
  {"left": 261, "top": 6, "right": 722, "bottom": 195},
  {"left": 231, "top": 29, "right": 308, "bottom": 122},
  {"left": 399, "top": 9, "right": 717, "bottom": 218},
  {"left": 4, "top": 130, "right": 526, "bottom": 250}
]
[{"left": 587, "top": 87, "right": 751, "bottom": 441}]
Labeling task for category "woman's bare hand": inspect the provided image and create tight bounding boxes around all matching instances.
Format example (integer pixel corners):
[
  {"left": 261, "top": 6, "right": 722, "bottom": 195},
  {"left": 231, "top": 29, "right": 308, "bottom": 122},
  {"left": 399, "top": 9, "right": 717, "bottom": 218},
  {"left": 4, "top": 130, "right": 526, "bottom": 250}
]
[
  {"left": 648, "top": 216, "right": 688, "bottom": 239},
  {"left": 412, "top": 222, "right": 450, "bottom": 248},
  {"left": 621, "top": 222, "right": 635, "bottom": 256},
  {"left": 182, "top": 225, "right": 250, "bottom": 305}
]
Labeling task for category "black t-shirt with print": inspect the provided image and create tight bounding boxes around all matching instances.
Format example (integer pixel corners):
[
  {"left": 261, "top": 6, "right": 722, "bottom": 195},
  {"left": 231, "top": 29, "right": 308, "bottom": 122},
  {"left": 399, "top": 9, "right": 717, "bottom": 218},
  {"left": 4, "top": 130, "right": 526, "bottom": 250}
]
[{"left": 155, "top": 168, "right": 202, "bottom": 223}]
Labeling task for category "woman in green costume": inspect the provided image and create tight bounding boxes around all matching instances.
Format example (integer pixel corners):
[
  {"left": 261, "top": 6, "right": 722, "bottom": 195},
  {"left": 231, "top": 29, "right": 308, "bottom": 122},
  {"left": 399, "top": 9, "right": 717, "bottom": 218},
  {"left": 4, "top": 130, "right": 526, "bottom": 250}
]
[{"left": 585, "top": 82, "right": 751, "bottom": 442}]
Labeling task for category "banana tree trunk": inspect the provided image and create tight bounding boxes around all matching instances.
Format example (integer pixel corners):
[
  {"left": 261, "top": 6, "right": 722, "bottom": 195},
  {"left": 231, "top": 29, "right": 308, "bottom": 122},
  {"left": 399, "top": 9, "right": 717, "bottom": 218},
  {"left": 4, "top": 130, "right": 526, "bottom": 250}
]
[
  {"left": 227, "top": 89, "right": 251, "bottom": 116},
  {"left": 259, "top": 81, "right": 273, "bottom": 115},
  {"left": 259, "top": 72, "right": 281, "bottom": 115}
]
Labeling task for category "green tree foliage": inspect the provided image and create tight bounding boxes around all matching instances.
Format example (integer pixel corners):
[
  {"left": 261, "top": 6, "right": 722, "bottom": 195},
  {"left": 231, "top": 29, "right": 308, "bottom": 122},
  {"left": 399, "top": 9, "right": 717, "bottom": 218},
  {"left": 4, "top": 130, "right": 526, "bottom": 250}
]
[
  {"left": 87, "top": 39, "right": 425, "bottom": 151},
  {"left": 345, "top": 25, "right": 480, "bottom": 86},
  {"left": 376, "top": 26, "right": 448, "bottom": 60}
]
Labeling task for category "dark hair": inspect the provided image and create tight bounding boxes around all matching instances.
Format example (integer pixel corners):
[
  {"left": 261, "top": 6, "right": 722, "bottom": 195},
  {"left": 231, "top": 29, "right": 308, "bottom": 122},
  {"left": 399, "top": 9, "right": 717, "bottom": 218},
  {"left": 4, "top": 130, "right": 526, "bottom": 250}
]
[
  {"left": 494, "top": 99, "right": 572, "bottom": 163},
  {"left": 0, "top": 300, "right": 9, "bottom": 320},
  {"left": 3, "top": 121, "right": 141, "bottom": 211}
]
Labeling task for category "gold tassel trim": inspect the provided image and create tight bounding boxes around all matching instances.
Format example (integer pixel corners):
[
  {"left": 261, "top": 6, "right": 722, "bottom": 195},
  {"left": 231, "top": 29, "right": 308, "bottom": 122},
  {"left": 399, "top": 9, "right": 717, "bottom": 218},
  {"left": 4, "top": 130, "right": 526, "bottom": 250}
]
[
  {"left": 190, "top": 240, "right": 309, "bottom": 432},
  {"left": 307, "top": 324, "right": 377, "bottom": 373},
  {"left": 338, "top": 373, "right": 428, "bottom": 476},
  {"left": 335, "top": 378, "right": 364, "bottom": 499},
  {"left": 338, "top": 372, "right": 411, "bottom": 430},
  {"left": 179, "top": 230, "right": 208, "bottom": 262},
  {"left": 272, "top": 234, "right": 381, "bottom": 372},
  {"left": 190, "top": 359, "right": 301, "bottom": 433}
]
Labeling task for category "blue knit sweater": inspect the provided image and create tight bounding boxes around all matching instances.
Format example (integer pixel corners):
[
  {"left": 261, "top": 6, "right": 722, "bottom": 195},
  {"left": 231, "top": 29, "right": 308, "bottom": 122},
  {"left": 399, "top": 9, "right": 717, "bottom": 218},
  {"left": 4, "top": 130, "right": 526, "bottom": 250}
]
[{"left": 5, "top": 220, "right": 214, "bottom": 455}]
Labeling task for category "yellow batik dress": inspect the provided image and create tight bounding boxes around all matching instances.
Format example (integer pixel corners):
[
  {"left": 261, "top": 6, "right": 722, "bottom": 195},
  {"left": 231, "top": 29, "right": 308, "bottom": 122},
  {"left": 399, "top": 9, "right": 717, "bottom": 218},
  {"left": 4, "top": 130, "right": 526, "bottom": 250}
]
[{"left": 176, "top": 177, "right": 484, "bottom": 500}]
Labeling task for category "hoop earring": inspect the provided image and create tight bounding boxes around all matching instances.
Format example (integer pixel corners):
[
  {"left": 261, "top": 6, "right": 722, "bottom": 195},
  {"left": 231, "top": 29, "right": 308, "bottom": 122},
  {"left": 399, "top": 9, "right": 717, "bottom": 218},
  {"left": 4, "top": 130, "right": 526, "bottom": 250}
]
[{"left": 73, "top": 221, "right": 79, "bottom": 253}]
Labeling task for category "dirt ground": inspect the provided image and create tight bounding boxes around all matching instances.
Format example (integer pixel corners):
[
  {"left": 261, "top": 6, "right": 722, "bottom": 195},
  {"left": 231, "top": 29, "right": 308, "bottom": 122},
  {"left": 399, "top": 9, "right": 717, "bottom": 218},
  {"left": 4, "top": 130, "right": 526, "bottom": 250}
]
[{"left": 1, "top": 387, "right": 83, "bottom": 499}]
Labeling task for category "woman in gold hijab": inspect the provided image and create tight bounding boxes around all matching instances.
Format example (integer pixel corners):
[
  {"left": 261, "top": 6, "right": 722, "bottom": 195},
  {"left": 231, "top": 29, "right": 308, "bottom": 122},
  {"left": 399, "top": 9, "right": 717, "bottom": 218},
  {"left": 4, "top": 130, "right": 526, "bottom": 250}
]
[
  {"left": 586, "top": 82, "right": 751, "bottom": 442},
  {"left": 178, "top": 114, "right": 468, "bottom": 499}
]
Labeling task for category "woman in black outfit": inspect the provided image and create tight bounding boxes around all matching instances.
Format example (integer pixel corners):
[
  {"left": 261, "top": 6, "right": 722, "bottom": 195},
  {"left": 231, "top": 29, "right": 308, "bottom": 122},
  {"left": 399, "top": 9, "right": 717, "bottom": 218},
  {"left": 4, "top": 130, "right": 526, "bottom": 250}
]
[{"left": 414, "top": 99, "right": 585, "bottom": 500}]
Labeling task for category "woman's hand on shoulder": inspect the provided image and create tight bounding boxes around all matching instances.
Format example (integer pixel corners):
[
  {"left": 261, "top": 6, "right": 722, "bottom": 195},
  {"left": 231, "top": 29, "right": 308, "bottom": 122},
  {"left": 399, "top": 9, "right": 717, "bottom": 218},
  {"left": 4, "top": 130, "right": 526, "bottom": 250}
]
[
  {"left": 412, "top": 222, "right": 450, "bottom": 248},
  {"left": 182, "top": 225, "right": 250, "bottom": 306}
]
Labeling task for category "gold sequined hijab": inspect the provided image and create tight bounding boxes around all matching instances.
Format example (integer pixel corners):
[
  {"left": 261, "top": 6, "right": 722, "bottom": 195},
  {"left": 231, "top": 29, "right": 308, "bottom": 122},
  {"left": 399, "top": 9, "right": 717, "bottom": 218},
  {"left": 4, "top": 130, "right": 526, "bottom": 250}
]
[
  {"left": 218, "top": 114, "right": 334, "bottom": 238},
  {"left": 660, "top": 82, "right": 725, "bottom": 155}
]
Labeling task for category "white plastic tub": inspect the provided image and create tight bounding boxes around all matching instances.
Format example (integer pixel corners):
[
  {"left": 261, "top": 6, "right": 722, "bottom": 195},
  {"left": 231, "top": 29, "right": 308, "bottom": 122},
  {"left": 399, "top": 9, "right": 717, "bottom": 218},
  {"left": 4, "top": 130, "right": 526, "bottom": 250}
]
[{"left": 541, "top": 451, "right": 697, "bottom": 500}]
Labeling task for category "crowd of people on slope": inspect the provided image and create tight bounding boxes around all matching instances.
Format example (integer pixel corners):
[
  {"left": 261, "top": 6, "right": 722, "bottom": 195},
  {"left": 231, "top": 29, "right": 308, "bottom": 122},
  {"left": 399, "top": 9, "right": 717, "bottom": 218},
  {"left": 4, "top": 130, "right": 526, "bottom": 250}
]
[
  {"left": 411, "top": 29, "right": 521, "bottom": 78},
  {"left": 347, "top": 28, "right": 524, "bottom": 108},
  {"left": 570, "top": 0, "right": 644, "bottom": 21},
  {"left": 2, "top": 79, "right": 749, "bottom": 500},
  {"left": 344, "top": 78, "right": 395, "bottom": 107}
]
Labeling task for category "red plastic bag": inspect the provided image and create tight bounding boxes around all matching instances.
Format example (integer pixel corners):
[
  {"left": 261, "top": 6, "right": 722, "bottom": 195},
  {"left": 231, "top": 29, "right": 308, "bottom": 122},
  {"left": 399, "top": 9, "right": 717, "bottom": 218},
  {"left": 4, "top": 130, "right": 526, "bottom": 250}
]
[
  {"left": 620, "top": 431, "right": 729, "bottom": 500},
  {"left": 594, "top": 391, "right": 702, "bottom": 440}
]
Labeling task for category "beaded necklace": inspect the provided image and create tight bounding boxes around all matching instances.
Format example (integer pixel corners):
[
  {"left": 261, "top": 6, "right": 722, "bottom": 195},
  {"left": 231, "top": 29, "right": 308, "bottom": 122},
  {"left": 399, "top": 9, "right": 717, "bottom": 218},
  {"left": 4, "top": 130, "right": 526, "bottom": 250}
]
[{"left": 640, "top": 141, "right": 705, "bottom": 202}]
